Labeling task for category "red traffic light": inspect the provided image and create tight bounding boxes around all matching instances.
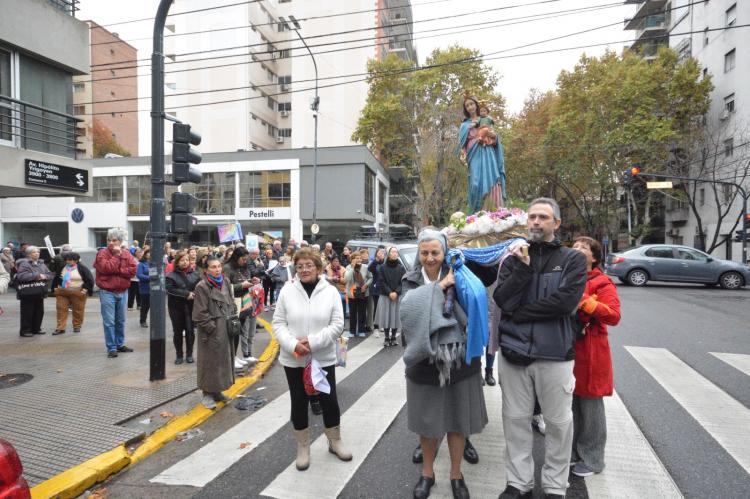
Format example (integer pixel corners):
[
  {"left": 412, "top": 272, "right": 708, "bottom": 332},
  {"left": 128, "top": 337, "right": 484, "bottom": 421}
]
[{"left": 630, "top": 166, "right": 641, "bottom": 176}]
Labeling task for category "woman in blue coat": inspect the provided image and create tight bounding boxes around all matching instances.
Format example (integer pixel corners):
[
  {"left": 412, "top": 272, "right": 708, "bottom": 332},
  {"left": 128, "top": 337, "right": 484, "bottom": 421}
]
[{"left": 136, "top": 249, "right": 151, "bottom": 328}]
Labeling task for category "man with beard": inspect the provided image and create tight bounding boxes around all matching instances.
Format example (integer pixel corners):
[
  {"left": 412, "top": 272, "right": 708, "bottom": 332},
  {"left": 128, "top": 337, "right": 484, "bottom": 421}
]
[{"left": 493, "top": 198, "right": 587, "bottom": 499}]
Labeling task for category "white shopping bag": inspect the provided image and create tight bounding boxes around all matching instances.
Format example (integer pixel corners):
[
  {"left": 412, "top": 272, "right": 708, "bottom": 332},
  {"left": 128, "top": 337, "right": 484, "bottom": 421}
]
[{"left": 310, "top": 358, "right": 331, "bottom": 394}]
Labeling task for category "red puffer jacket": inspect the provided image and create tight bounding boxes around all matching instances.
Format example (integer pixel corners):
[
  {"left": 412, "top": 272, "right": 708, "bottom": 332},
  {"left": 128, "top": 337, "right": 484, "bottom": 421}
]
[
  {"left": 573, "top": 268, "right": 621, "bottom": 398},
  {"left": 94, "top": 248, "right": 137, "bottom": 293}
]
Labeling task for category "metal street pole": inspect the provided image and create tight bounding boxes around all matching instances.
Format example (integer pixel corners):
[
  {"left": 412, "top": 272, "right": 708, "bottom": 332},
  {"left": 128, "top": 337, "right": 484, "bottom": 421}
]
[
  {"left": 149, "top": 0, "right": 173, "bottom": 381},
  {"left": 287, "top": 16, "right": 319, "bottom": 243}
]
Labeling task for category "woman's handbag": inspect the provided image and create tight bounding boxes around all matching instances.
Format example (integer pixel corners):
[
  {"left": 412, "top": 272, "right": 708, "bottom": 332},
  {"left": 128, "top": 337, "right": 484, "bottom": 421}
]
[
  {"left": 16, "top": 280, "right": 48, "bottom": 299},
  {"left": 226, "top": 314, "right": 242, "bottom": 338}
]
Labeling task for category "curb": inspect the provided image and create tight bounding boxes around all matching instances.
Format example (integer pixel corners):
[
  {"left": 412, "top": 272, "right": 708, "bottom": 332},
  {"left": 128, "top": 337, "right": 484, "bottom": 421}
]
[{"left": 30, "top": 317, "right": 279, "bottom": 499}]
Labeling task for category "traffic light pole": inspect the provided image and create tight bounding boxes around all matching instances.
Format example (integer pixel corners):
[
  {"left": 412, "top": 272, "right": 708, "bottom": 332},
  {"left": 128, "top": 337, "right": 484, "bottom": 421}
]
[
  {"left": 640, "top": 172, "right": 748, "bottom": 265},
  {"left": 149, "top": 0, "right": 173, "bottom": 381}
]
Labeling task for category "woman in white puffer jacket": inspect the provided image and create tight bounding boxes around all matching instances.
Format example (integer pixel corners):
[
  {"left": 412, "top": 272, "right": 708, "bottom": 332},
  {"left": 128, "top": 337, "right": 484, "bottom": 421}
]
[{"left": 272, "top": 247, "right": 350, "bottom": 472}]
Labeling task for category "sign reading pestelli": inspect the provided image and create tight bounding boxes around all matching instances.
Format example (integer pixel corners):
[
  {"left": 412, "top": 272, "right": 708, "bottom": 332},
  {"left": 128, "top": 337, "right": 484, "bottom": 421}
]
[
  {"left": 236, "top": 207, "right": 291, "bottom": 220},
  {"left": 24, "top": 159, "right": 89, "bottom": 192}
]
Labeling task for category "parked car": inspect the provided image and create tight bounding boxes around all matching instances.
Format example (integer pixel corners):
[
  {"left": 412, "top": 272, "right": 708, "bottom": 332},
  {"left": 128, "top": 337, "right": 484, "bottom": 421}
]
[
  {"left": 345, "top": 239, "right": 418, "bottom": 271},
  {"left": 0, "top": 439, "right": 30, "bottom": 499},
  {"left": 605, "top": 244, "right": 750, "bottom": 290}
]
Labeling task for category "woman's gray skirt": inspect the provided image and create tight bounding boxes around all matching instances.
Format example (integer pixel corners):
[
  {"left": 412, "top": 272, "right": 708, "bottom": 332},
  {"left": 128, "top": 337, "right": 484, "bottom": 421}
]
[
  {"left": 406, "top": 373, "right": 488, "bottom": 438},
  {"left": 375, "top": 297, "right": 401, "bottom": 329}
]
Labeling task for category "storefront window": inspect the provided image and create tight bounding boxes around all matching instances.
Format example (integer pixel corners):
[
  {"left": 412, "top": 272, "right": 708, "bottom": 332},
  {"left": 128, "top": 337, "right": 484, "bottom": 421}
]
[
  {"left": 239, "top": 170, "right": 290, "bottom": 207},
  {"left": 180, "top": 172, "right": 235, "bottom": 215},
  {"left": 77, "top": 176, "right": 123, "bottom": 202}
]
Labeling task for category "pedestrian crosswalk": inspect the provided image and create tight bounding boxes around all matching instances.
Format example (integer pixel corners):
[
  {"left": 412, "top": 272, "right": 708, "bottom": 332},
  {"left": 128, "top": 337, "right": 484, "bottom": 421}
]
[{"left": 149, "top": 340, "right": 750, "bottom": 498}]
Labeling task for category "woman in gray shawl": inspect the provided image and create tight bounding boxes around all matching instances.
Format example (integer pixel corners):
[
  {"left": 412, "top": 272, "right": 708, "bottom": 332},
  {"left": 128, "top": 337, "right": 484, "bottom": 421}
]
[{"left": 400, "top": 229, "right": 487, "bottom": 499}]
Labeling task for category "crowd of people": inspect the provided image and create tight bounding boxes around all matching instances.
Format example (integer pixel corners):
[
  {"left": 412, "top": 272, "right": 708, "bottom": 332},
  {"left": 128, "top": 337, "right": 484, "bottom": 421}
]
[{"left": 1, "top": 196, "right": 621, "bottom": 499}]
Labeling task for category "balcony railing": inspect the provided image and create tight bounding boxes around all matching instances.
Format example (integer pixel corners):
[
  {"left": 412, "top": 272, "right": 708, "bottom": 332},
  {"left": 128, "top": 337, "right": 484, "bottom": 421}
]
[
  {"left": 47, "top": 0, "right": 79, "bottom": 16},
  {"left": 642, "top": 14, "right": 666, "bottom": 29},
  {"left": 0, "top": 95, "right": 82, "bottom": 159}
]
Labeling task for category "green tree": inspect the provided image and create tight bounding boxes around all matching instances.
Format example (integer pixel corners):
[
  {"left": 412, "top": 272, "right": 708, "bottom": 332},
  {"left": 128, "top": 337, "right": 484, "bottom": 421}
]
[{"left": 353, "top": 46, "right": 505, "bottom": 226}]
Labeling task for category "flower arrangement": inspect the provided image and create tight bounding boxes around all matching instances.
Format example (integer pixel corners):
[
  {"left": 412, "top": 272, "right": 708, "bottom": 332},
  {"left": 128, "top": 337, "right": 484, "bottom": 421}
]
[{"left": 443, "top": 208, "right": 528, "bottom": 248}]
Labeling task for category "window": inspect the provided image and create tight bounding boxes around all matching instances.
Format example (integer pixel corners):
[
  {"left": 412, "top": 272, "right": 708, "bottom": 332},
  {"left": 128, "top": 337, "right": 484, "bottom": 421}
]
[
  {"left": 77, "top": 176, "right": 123, "bottom": 203},
  {"left": 278, "top": 21, "right": 287, "bottom": 32},
  {"left": 277, "top": 102, "right": 291, "bottom": 112},
  {"left": 180, "top": 172, "right": 235, "bottom": 215},
  {"left": 278, "top": 49, "right": 291, "bottom": 59},
  {"left": 364, "top": 170, "right": 375, "bottom": 216},
  {"left": 73, "top": 105, "right": 85, "bottom": 115},
  {"left": 677, "top": 248, "right": 708, "bottom": 262},
  {"left": 699, "top": 187, "right": 705, "bottom": 206},
  {"left": 267, "top": 96, "right": 275, "bottom": 110},
  {"left": 644, "top": 247, "right": 674, "bottom": 258},
  {"left": 724, "top": 137, "right": 734, "bottom": 157},
  {"left": 267, "top": 124, "right": 277, "bottom": 137},
  {"left": 239, "top": 170, "right": 290, "bottom": 207},
  {"left": 703, "top": 27, "right": 709, "bottom": 47},
  {"left": 378, "top": 182, "right": 387, "bottom": 214},
  {"left": 73, "top": 82, "right": 85, "bottom": 92},
  {"left": 702, "top": 67, "right": 708, "bottom": 79},
  {"left": 724, "top": 93, "right": 735, "bottom": 113},
  {"left": 726, "top": 3, "right": 737, "bottom": 26},
  {"left": 722, "top": 183, "right": 733, "bottom": 204},
  {"left": 278, "top": 75, "right": 292, "bottom": 85},
  {"left": 278, "top": 128, "right": 291, "bottom": 138},
  {"left": 724, "top": 49, "right": 736, "bottom": 73},
  {"left": 126, "top": 176, "right": 151, "bottom": 215},
  {"left": 266, "top": 67, "right": 275, "bottom": 82}
]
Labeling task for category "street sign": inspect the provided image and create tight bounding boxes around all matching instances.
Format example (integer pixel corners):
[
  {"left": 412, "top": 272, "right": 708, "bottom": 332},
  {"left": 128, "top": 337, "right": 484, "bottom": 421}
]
[
  {"left": 647, "top": 181, "right": 674, "bottom": 189},
  {"left": 24, "top": 159, "right": 89, "bottom": 192}
]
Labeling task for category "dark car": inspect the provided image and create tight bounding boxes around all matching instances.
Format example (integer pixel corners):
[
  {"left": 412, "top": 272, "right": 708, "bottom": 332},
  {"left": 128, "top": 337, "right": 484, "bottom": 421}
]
[
  {"left": 0, "top": 439, "right": 30, "bottom": 499},
  {"left": 605, "top": 244, "right": 750, "bottom": 290}
]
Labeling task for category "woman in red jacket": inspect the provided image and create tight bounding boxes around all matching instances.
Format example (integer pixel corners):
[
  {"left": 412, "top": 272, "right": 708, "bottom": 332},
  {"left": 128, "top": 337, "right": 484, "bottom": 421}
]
[{"left": 570, "top": 236, "right": 621, "bottom": 478}]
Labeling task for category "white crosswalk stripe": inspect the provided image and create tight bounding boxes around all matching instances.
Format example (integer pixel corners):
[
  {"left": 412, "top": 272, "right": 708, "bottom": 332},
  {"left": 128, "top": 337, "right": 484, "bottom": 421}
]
[
  {"left": 710, "top": 352, "right": 750, "bottom": 378},
  {"left": 626, "top": 346, "right": 750, "bottom": 474},
  {"left": 260, "top": 358, "right": 407, "bottom": 499},
  {"left": 151, "top": 335, "right": 385, "bottom": 487}
]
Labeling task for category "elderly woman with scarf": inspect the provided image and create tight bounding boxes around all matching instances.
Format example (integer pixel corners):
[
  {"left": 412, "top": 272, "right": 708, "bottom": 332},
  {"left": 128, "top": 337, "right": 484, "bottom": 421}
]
[
  {"left": 401, "top": 229, "right": 487, "bottom": 499},
  {"left": 192, "top": 255, "right": 236, "bottom": 409}
]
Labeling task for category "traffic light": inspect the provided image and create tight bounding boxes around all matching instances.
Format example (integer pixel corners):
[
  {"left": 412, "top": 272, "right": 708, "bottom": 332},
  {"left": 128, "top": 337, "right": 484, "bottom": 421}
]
[
  {"left": 171, "top": 122, "right": 202, "bottom": 234},
  {"left": 622, "top": 166, "right": 641, "bottom": 189},
  {"left": 745, "top": 213, "right": 750, "bottom": 229}
]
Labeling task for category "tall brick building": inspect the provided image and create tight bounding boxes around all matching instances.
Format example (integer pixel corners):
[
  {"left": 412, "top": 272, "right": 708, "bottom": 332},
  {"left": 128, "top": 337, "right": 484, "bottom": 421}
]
[{"left": 73, "top": 21, "right": 138, "bottom": 158}]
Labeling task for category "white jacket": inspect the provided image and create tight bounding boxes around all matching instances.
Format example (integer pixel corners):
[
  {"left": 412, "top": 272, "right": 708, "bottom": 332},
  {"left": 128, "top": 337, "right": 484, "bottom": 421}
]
[{"left": 273, "top": 276, "right": 344, "bottom": 368}]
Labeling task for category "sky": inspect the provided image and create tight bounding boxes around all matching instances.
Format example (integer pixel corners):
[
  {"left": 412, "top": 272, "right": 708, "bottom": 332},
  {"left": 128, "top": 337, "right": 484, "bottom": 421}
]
[{"left": 77, "top": 0, "right": 634, "bottom": 116}]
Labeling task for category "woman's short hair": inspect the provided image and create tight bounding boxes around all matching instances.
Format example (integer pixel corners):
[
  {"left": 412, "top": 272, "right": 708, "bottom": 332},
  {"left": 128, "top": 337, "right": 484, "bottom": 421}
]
[
  {"left": 107, "top": 227, "right": 127, "bottom": 242},
  {"left": 293, "top": 247, "right": 323, "bottom": 271},
  {"left": 62, "top": 251, "right": 81, "bottom": 262},
  {"left": 573, "top": 236, "right": 603, "bottom": 268},
  {"left": 141, "top": 249, "right": 150, "bottom": 261},
  {"left": 25, "top": 245, "right": 39, "bottom": 255},
  {"left": 173, "top": 250, "right": 190, "bottom": 269}
]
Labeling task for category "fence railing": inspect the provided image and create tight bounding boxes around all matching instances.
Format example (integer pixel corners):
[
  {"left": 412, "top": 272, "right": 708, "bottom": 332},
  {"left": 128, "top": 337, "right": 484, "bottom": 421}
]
[
  {"left": 47, "top": 0, "right": 79, "bottom": 16},
  {"left": 0, "top": 95, "right": 83, "bottom": 159}
]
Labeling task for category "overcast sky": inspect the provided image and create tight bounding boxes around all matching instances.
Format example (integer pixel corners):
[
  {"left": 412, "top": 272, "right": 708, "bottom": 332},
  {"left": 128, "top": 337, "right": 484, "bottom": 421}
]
[{"left": 77, "top": 0, "right": 633, "bottom": 115}]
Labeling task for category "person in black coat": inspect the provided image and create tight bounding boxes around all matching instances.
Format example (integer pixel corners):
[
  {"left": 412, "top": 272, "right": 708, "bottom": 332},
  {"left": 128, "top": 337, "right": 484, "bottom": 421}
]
[{"left": 166, "top": 250, "right": 201, "bottom": 364}]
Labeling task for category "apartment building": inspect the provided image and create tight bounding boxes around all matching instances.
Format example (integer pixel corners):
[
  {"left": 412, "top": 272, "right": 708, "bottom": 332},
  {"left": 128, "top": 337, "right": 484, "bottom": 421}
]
[
  {"left": 73, "top": 21, "right": 138, "bottom": 158},
  {"left": 163, "top": 0, "right": 416, "bottom": 153},
  {"left": 0, "top": 0, "right": 91, "bottom": 210},
  {"left": 664, "top": 1, "right": 748, "bottom": 263},
  {"left": 623, "top": 0, "right": 670, "bottom": 58}
]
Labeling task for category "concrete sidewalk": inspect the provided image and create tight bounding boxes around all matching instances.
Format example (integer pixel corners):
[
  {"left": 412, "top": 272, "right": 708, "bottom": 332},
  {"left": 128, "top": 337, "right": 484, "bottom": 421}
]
[{"left": 0, "top": 292, "right": 271, "bottom": 487}]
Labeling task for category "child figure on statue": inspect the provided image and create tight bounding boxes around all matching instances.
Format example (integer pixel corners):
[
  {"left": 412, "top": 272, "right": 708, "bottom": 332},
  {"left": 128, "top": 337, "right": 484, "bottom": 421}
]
[{"left": 476, "top": 103, "right": 497, "bottom": 146}]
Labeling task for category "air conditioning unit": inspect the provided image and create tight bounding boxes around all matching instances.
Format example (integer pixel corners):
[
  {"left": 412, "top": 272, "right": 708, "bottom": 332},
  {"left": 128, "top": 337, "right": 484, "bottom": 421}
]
[
  {"left": 275, "top": 136, "right": 284, "bottom": 143},
  {"left": 720, "top": 109, "right": 730, "bottom": 121},
  {"left": 280, "top": 83, "right": 289, "bottom": 91},
  {"left": 280, "top": 110, "right": 289, "bottom": 117}
]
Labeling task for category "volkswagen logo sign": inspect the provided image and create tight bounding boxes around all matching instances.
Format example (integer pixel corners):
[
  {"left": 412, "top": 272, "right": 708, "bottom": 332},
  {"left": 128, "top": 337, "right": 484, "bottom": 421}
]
[{"left": 71, "top": 208, "right": 84, "bottom": 223}]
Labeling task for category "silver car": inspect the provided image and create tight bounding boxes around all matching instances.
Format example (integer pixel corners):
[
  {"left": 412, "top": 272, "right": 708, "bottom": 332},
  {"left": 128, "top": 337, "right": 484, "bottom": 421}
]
[{"left": 605, "top": 244, "right": 750, "bottom": 290}]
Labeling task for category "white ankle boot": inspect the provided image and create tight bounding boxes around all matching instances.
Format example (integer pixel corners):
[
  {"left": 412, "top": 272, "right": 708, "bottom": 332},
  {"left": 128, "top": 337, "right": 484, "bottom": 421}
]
[
  {"left": 293, "top": 427, "right": 310, "bottom": 470},
  {"left": 324, "top": 425, "right": 352, "bottom": 461}
]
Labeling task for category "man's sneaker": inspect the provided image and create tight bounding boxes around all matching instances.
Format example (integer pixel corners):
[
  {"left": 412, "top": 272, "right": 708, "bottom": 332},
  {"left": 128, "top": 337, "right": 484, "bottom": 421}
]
[
  {"left": 234, "top": 357, "right": 247, "bottom": 369},
  {"left": 73, "top": 327, "right": 81, "bottom": 333},
  {"left": 201, "top": 395, "right": 217, "bottom": 409},
  {"left": 344, "top": 332, "right": 355, "bottom": 339},
  {"left": 532, "top": 414, "right": 546, "bottom": 435},
  {"left": 243, "top": 356, "right": 258, "bottom": 365},
  {"left": 357, "top": 332, "right": 366, "bottom": 338},
  {"left": 117, "top": 346, "right": 134, "bottom": 353},
  {"left": 107, "top": 351, "right": 118, "bottom": 358},
  {"left": 571, "top": 462, "right": 597, "bottom": 477}
]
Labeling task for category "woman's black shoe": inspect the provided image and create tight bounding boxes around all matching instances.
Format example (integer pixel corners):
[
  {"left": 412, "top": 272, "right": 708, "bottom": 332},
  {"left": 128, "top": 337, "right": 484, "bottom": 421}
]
[
  {"left": 186, "top": 355, "right": 194, "bottom": 363},
  {"left": 412, "top": 444, "right": 423, "bottom": 463},
  {"left": 463, "top": 438, "right": 478, "bottom": 464},
  {"left": 413, "top": 475, "right": 435, "bottom": 499},
  {"left": 175, "top": 357, "right": 184, "bottom": 365},
  {"left": 310, "top": 399, "right": 323, "bottom": 415},
  {"left": 451, "top": 475, "right": 470, "bottom": 499},
  {"left": 484, "top": 369, "right": 496, "bottom": 386}
]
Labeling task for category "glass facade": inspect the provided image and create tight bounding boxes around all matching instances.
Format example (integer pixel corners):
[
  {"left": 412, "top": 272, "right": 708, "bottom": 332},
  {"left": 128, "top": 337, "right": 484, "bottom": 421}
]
[
  {"left": 126, "top": 176, "right": 176, "bottom": 215},
  {"left": 239, "top": 170, "right": 291, "bottom": 207},
  {"left": 365, "top": 170, "right": 375, "bottom": 216},
  {"left": 179, "top": 172, "right": 236, "bottom": 215},
  {"left": 77, "top": 176, "right": 123, "bottom": 202}
]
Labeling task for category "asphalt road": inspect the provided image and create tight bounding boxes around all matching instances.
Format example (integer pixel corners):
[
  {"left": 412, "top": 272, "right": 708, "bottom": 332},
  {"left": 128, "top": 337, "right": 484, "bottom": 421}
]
[{"left": 101, "top": 282, "right": 750, "bottom": 499}]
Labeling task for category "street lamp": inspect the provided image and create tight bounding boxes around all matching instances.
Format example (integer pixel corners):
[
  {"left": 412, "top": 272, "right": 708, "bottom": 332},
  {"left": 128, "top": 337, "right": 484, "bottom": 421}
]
[{"left": 280, "top": 15, "right": 319, "bottom": 243}]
